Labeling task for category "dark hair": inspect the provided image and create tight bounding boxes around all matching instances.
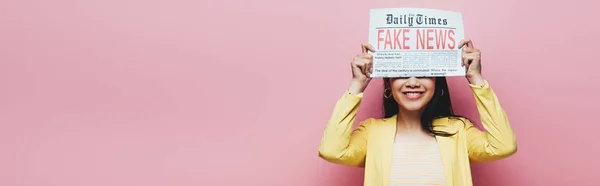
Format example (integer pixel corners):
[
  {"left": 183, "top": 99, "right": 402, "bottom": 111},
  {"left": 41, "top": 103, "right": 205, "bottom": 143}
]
[{"left": 383, "top": 77, "right": 467, "bottom": 137}]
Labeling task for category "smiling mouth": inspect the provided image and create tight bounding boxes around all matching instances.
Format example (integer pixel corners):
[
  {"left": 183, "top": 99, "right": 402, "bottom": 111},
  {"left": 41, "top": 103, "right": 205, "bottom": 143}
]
[{"left": 402, "top": 91, "right": 424, "bottom": 99}]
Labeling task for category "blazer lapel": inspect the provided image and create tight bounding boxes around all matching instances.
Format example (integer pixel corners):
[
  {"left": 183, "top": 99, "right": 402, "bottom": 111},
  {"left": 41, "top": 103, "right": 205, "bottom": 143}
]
[
  {"left": 433, "top": 118, "right": 458, "bottom": 186},
  {"left": 379, "top": 114, "right": 397, "bottom": 186}
]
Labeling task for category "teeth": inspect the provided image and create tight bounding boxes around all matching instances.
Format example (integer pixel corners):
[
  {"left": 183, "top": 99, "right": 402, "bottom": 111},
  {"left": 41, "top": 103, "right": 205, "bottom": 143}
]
[{"left": 406, "top": 92, "right": 421, "bottom": 97}]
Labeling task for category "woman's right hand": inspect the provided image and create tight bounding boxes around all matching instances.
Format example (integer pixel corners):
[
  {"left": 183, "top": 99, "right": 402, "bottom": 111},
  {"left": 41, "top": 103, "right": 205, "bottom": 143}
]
[{"left": 348, "top": 43, "right": 376, "bottom": 95}]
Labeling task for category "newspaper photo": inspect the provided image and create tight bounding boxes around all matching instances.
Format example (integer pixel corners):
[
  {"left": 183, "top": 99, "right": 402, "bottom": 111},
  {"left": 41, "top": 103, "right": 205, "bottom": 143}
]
[{"left": 368, "top": 8, "right": 466, "bottom": 78}]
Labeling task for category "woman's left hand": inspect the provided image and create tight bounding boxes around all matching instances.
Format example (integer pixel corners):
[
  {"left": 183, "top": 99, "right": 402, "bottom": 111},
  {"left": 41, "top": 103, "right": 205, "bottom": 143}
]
[{"left": 460, "top": 39, "right": 485, "bottom": 86}]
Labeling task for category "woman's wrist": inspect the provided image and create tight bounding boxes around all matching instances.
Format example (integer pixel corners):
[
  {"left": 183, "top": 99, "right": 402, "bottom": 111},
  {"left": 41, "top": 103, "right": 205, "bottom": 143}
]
[
  {"left": 348, "top": 79, "right": 369, "bottom": 95},
  {"left": 467, "top": 74, "right": 485, "bottom": 87}
]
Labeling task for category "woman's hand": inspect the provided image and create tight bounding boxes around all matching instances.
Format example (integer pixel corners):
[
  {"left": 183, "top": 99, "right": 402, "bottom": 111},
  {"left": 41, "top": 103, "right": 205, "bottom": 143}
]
[
  {"left": 348, "top": 43, "right": 376, "bottom": 95},
  {"left": 460, "top": 39, "right": 485, "bottom": 86}
]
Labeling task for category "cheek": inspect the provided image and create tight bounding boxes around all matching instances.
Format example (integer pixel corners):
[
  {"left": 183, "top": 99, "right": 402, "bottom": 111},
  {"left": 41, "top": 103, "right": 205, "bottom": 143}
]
[
  {"left": 390, "top": 80, "right": 405, "bottom": 89},
  {"left": 422, "top": 79, "right": 436, "bottom": 90},
  {"left": 424, "top": 80, "right": 436, "bottom": 99},
  {"left": 424, "top": 89, "right": 436, "bottom": 98}
]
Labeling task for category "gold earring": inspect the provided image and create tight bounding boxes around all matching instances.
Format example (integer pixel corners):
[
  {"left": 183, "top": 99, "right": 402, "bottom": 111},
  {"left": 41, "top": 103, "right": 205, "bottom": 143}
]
[{"left": 384, "top": 88, "right": 392, "bottom": 98}]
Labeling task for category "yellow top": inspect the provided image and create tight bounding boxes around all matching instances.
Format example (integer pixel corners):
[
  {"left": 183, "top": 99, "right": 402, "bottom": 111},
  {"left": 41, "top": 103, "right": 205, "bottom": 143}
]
[{"left": 318, "top": 81, "right": 517, "bottom": 186}]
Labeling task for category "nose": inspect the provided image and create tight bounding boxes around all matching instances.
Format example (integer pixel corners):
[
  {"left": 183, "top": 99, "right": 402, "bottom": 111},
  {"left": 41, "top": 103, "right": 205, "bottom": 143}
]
[{"left": 405, "top": 77, "right": 421, "bottom": 88}]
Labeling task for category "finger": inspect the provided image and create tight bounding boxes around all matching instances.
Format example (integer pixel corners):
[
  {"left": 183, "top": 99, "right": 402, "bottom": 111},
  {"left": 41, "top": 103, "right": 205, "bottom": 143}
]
[
  {"left": 365, "top": 58, "right": 373, "bottom": 74},
  {"left": 361, "top": 61, "right": 367, "bottom": 75},
  {"left": 365, "top": 62, "right": 371, "bottom": 78},
  {"left": 356, "top": 59, "right": 368, "bottom": 75},
  {"left": 462, "top": 47, "right": 477, "bottom": 53},
  {"left": 351, "top": 56, "right": 359, "bottom": 67},
  {"left": 367, "top": 60, "right": 373, "bottom": 77},
  {"left": 464, "top": 56, "right": 474, "bottom": 71},
  {"left": 363, "top": 62, "right": 370, "bottom": 76},
  {"left": 459, "top": 39, "right": 473, "bottom": 49},
  {"left": 463, "top": 53, "right": 478, "bottom": 60},
  {"left": 463, "top": 53, "right": 474, "bottom": 65},
  {"left": 464, "top": 53, "right": 480, "bottom": 66},
  {"left": 361, "top": 44, "right": 366, "bottom": 54},
  {"left": 464, "top": 52, "right": 480, "bottom": 59},
  {"left": 362, "top": 43, "right": 376, "bottom": 54},
  {"left": 472, "top": 55, "right": 481, "bottom": 66},
  {"left": 358, "top": 53, "right": 373, "bottom": 62},
  {"left": 462, "top": 48, "right": 479, "bottom": 67},
  {"left": 356, "top": 62, "right": 365, "bottom": 73},
  {"left": 366, "top": 44, "right": 376, "bottom": 53}
]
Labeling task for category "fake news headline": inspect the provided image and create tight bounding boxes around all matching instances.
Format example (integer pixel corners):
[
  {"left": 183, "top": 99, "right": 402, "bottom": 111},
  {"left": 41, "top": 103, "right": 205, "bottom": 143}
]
[{"left": 375, "top": 28, "right": 457, "bottom": 51}]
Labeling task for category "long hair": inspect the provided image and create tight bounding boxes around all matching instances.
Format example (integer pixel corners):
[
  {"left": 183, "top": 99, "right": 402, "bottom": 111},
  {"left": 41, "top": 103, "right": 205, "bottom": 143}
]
[{"left": 383, "top": 77, "right": 467, "bottom": 137}]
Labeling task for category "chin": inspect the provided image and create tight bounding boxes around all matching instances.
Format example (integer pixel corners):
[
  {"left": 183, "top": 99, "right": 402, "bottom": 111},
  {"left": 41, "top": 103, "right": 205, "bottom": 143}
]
[{"left": 398, "top": 103, "right": 428, "bottom": 112}]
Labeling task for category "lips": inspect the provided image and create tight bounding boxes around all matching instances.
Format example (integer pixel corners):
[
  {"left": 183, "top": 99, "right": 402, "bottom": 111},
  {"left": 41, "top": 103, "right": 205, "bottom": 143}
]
[{"left": 402, "top": 91, "right": 425, "bottom": 99}]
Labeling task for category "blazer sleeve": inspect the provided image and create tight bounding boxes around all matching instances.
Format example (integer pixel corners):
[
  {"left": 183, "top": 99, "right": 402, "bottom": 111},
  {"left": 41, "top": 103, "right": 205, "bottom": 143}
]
[
  {"left": 318, "top": 91, "right": 370, "bottom": 167},
  {"left": 465, "top": 80, "right": 518, "bottom": 163}
]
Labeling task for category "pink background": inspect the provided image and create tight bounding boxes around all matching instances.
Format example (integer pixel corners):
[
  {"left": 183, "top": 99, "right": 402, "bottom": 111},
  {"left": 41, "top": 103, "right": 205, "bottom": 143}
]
[{"left": 1, "top": 0, "right": 598, "bottom": 185}]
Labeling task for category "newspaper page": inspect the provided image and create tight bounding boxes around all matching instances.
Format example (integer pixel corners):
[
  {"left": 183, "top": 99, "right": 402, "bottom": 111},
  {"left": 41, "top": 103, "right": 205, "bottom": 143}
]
[{"left": 368, "top": 8, "right": 465, "bottom": 78}]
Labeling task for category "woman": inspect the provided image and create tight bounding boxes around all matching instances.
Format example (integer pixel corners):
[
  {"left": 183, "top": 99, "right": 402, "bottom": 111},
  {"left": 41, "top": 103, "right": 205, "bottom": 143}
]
[{"left": 318, "top": 40, "right": 517, "bottom": 186}]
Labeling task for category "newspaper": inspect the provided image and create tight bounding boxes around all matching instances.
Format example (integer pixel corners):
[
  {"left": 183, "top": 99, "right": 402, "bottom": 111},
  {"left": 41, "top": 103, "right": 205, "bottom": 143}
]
[{"left": 368, "top": 8, "right": 466, "bottom": 78}]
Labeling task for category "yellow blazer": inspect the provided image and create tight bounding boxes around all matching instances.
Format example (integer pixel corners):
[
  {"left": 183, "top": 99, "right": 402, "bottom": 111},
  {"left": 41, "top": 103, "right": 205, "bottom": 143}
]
[{"left": 318, "top": 81, "right": 517, "bottom": 186}]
